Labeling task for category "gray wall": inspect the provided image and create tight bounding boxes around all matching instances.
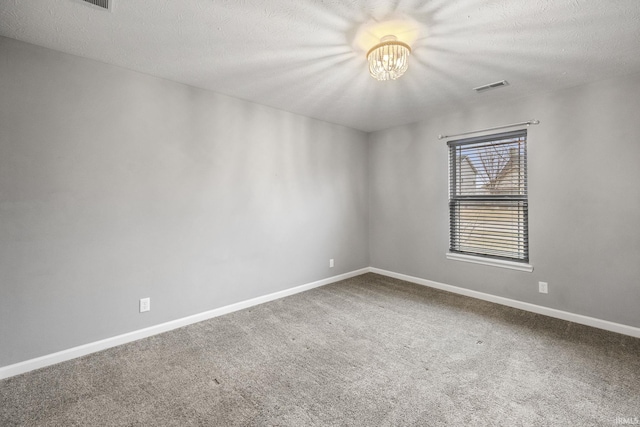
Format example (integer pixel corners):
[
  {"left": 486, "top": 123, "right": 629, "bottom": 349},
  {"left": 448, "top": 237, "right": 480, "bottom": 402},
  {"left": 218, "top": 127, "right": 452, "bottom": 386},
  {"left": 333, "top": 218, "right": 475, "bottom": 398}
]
[
  {"left": 0, "top": 37, "right": 369, "bottom": 367},
  {"left": 369, "top": 72, "right": 640, "bottom": 328}
]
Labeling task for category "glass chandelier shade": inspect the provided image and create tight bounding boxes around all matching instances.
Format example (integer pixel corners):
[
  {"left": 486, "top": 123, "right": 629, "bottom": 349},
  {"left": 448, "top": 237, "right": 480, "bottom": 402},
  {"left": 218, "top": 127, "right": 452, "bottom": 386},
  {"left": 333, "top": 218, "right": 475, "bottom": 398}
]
[{"left": 367, "top": 35, "right": 412, "bottom": 81}]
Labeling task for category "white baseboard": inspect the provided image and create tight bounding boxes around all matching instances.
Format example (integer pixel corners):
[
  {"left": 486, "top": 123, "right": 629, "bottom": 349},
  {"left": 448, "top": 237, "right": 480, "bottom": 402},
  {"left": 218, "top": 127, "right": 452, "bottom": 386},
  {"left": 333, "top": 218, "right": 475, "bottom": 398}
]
[
  {"left": 3, "top": 266, "right": 638, "bottom": 380},
  {"left": 369, "top": 267, "right": 640, "bottom": 339},
  {"left": 0, "top": 268, "right": 369, "bottom": 380}
]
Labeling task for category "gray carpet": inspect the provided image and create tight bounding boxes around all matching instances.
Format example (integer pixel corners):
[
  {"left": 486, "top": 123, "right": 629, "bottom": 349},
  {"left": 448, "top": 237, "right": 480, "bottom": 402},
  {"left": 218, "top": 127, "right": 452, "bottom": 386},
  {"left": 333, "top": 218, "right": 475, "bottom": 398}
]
[{"left": 1, "top": 273, "right": 639, "bottom": 426}]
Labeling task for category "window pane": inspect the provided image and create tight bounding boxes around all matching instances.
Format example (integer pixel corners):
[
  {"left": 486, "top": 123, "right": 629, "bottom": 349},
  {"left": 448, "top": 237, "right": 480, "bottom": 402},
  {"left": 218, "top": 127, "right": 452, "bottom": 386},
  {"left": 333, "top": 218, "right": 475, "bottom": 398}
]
[
  {"left": 450, "top": 200, "right": 528, "bottom": 261},
  {"left": 452, "top": 137, "right": 526, "bottom": 197}
]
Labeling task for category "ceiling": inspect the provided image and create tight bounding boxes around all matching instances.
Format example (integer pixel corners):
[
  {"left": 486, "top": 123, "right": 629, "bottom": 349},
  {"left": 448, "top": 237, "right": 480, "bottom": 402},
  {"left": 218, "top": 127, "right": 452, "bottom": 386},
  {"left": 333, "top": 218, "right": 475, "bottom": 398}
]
[{"left": 1, "top": 0, "right": 640, "bottom": 132}]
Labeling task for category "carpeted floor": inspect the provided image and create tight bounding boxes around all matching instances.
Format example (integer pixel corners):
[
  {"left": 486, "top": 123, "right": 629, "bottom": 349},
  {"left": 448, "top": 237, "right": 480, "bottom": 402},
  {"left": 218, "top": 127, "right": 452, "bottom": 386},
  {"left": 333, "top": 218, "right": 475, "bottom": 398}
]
[{"left": 1, "top": 273, "right": 639, "bottom": 426}]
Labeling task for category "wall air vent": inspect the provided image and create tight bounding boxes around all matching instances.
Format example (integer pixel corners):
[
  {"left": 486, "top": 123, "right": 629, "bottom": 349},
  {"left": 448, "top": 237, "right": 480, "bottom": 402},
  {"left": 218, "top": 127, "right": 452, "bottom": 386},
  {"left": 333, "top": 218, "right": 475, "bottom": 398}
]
[
  {"left": 474, "top": 80, "right": 509, "bottom": 93},
  {"left": 76, "top": 0, "right": 113, "bottom": 12}
]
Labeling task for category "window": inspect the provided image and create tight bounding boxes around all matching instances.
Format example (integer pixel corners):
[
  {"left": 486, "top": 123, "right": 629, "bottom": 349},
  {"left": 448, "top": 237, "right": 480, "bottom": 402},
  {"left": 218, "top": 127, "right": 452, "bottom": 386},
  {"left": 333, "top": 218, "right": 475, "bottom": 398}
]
[{"left": 447, "top": 130, "right": 529, "bottom": 268}]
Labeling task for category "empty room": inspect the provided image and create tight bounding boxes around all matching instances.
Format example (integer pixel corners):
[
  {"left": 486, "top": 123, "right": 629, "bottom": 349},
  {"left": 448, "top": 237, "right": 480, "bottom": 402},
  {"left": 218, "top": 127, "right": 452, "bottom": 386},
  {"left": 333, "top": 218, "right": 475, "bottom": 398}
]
[{"left": 1, "top": 1, "right": 639, "bottom": 426}]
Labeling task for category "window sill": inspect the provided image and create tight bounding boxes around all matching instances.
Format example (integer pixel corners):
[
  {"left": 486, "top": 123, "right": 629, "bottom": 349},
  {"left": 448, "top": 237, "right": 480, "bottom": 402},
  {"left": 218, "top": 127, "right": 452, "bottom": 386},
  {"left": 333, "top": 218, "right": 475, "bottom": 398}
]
[{"left": 446, "top": 253, "right": 534, "bottom": 272}]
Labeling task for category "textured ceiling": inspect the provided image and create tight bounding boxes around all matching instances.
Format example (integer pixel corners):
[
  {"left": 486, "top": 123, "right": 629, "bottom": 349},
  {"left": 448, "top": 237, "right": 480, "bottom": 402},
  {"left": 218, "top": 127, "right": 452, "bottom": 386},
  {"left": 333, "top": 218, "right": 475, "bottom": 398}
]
[{"left": 1, "top": 0, "right": 640, "bottom": 132}]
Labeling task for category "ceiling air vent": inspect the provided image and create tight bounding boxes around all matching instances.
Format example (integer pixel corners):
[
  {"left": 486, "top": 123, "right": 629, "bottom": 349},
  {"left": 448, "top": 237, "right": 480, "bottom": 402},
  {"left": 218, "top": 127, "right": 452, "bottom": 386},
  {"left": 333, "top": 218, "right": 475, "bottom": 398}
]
[
  {"left": 474, "top": 80, "right": 509, "bottom": 93},
  {"left": 76, "top": 0, "right": 113, "bottom": 12}
]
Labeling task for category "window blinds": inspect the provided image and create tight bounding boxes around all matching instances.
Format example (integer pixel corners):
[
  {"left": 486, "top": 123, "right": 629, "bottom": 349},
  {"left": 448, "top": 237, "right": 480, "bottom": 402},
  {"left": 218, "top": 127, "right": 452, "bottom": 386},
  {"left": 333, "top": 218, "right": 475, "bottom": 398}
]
[{"left": 448, "top": 130, "right": 529, "bottom": 262}]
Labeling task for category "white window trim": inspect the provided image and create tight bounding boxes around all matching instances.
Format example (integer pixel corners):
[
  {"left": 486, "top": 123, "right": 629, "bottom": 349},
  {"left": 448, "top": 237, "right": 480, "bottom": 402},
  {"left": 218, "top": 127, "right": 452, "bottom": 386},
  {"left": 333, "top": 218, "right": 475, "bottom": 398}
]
[{"left": 446, "top": 252, "right": 533, "bottom": 272}]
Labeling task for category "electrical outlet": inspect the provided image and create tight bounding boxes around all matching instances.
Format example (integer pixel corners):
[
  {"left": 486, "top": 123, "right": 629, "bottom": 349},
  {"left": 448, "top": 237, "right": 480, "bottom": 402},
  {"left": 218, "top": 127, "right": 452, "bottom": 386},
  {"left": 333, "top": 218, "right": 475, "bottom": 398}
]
[
  {"left": 538, "top": 282, "right": 548, "bottom": 294},
  {"left": 329, "top": 258, "right": 334, "bottom": 268},
  {"left": 140, "top": 297, "right": 151, "bottom": 312}
]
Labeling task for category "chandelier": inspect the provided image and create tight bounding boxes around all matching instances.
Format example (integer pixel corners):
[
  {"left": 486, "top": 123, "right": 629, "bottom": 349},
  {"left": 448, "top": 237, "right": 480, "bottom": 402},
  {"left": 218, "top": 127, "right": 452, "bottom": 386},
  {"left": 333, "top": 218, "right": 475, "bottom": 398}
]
[{"left": 367, "top": 35, "right": 411, "bottom": 81}]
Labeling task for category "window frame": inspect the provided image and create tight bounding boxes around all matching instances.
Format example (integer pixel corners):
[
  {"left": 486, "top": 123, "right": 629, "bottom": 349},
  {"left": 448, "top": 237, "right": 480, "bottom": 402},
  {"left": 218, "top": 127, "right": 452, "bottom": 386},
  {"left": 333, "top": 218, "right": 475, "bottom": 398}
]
[{"left": 446, "top": 129, "right": 533, "bottom": 272}]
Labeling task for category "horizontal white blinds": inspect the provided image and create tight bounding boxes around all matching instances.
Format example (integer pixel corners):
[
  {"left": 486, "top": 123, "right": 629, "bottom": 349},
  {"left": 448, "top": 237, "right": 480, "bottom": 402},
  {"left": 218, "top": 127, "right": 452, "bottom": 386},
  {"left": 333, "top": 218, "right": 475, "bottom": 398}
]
[{"left": 448, "top": 130, "right": 529, "bottom": 262}]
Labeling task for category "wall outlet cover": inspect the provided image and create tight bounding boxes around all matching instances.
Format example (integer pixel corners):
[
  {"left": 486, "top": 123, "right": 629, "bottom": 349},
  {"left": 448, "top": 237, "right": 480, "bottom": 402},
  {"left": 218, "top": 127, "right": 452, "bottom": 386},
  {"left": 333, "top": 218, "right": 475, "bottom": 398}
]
[
  {"left": 538, "top": 282, "right": 548, "bottom": 294},
  {"left": 140, "top": 297, "right": 151, "bottom": 312}
]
